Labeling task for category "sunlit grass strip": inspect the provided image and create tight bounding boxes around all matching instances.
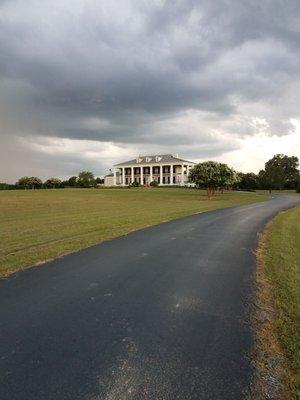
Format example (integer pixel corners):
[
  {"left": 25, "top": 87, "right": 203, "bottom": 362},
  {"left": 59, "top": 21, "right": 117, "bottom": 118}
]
[
  {"left": 264, "top": 205, "right": 300, "bottom": 397},
  {"left": 253, "top": 205, "right": 300, "bottom": 399}
]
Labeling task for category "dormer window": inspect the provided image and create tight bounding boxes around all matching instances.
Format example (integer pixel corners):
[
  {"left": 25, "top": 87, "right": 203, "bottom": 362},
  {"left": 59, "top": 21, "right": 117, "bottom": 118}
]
[
  {"left": 146, "top": 157, "right": 152, "bottom": 162},
  {"left": 136, "top": 157, "right": 142, "bottom": 163},
  {"left": 155, "top": 156, "right": 162, "bottom": 162}
]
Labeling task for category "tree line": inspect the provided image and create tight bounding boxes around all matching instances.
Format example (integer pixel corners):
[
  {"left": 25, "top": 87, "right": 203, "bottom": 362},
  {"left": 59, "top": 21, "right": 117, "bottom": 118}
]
[
  {"left": 189, "top": 154, "right": 300, "bottom": 199},
  {"left": 0, "top": 171, "right": 104, "bottom": 190}
]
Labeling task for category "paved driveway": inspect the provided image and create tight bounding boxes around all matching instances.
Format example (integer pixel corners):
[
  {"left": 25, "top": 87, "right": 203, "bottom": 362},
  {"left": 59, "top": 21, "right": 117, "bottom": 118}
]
[{"left": 1, "top": 195, "right": 299, "bottom": 400}]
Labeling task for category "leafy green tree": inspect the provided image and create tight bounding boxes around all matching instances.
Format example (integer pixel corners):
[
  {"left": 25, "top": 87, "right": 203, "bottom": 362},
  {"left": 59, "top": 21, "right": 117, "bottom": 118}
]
[
  {"left": 27, "top": 177, "right": 43, "bottom": 189},
  {"left": 17, "top": 176, "right": 42, "bottom": 189},
  {"left": 77, "top": 171, "right": 95, "bottom": 187},
  {"left": 236, "top": 172, "right": 259, "bottom": 190},
  {"left": 45, "top": 178, "right": 62, "bottom": 188},
  {"left": 258, "top": 169, "right": 268, "bottom": 190},
  {"left": 264, "top": 154, "right": 299, "bottom": 190},
  {"left": 189, "top": 161, "right": 236, "bottom": 199},
  {"left": 68, "top": 176, "right": 78, "bottom": 187},
  {"left": 95, "top": 177, "right": 104, "bottom": 184},
  {"left": 60, "top": 180, "right": 68, "bottom": 187},
  {"left": 218, "top": 163, "right": 237, "bottom": 192},
  {"left": 17, "top": 176, "right": 31, "bottom": 189}
]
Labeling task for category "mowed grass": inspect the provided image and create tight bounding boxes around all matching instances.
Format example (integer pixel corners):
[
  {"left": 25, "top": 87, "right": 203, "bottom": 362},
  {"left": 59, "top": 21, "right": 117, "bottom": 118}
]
[
  {"left": 0, "top": 188, "right": 268, "bottom": 276},
  {"left": 264, "top": 205, "right": 300, "bottom": 396}
]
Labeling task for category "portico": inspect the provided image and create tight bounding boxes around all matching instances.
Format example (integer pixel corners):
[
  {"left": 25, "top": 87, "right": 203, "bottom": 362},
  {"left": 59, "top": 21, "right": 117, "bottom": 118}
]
[{"left": 112, "top": 154, "right": 195, "bottom": 186}]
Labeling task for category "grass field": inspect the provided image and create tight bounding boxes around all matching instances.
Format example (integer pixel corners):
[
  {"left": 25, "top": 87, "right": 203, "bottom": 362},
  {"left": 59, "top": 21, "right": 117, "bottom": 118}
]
[
  {"left": 264, "top": 205, "right": 300, "bottom": 397},
  {"left": 0, "top": 187, "right": 268, "bottom": 276}
]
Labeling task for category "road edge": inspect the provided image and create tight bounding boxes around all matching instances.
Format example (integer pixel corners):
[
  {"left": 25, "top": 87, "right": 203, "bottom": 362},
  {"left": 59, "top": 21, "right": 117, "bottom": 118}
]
[{"left": 250, "top": 214, "right": 294, "bottom": 399}]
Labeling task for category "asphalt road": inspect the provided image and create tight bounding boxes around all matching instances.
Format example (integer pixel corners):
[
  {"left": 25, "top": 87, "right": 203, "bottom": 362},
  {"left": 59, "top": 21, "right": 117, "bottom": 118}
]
[{"left": 1, "top": 195, "right": 299, "bottom": 400}]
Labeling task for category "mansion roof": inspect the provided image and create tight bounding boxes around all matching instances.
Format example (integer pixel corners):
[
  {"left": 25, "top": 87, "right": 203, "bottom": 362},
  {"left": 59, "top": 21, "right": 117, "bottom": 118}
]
[{"left": 114, "top": 154, "right": 195, "bottom": 167}]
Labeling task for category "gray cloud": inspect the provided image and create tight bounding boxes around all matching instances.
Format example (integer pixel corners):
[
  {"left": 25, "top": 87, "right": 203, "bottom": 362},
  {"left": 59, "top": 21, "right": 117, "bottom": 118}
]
[{"left": 0, "top": 0, "right": 299, "bottom": 180}]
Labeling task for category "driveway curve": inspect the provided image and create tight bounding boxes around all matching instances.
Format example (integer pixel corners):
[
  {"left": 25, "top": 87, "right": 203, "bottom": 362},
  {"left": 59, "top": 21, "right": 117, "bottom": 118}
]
[{"left": 0, "top": 195, "right": 299, "bottom": 400}]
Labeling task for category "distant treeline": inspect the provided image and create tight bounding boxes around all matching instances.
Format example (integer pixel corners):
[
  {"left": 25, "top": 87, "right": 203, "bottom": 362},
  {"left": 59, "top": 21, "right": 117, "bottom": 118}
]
[
  {"left": 188, "top": 154, "right": 300, "bottom": 197},
  {"left": 0, "top": 171, "right": 104, "bottom": 190},
  {"left": 235, "top": 154, "right": 299, "bottom": 192},
  {"left": 1, "top": 154, "right": 300, "bottom": 192}
]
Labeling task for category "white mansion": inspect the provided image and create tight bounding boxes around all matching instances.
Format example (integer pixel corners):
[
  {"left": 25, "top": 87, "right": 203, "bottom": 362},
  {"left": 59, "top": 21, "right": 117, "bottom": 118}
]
[{"left": 105, "top": 154, "right": 196, "bottom": 186}]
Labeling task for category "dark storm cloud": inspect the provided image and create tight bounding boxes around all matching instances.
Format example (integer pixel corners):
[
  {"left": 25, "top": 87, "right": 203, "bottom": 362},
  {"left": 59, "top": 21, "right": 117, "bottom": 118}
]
[{"left": 0, "top": 0, "right": 299, "bottom": 180}]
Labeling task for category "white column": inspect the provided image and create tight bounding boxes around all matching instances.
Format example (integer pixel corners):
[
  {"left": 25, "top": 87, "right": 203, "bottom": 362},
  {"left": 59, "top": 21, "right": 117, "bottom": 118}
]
[
  {"left": 181, "top": 164, "right": 185, "bottom": 186},
  {"left": 187, "top": 165, "right": 190, "bottom": 183},
  {"left": 131, "top": 167, "right": 134, "bottom": 184},
  {"left": 113, "top": 168, "right": 117, "bottom": 186},
  {"left": 160, "top": 165, "right": 163, "bottom": 185},
  {"left": 122, "top": 167, "right": 125, "bottom": 186},
  {"left": 170, "top": 165, "right": 173, "bottom": 185},
  {"left": 150, "top": 165, "right": 153, "bottom": 183},
  {"left": 140, "top": 166, "right": 143, "bottom": 185}
]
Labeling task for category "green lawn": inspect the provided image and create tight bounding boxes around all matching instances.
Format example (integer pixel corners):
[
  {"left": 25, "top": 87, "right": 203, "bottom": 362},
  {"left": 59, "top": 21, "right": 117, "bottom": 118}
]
[
  {"left": 0, "top": 188, "right": 267, "bottom": 276},
  {"left": 264, "top": 205, "right": 300, "bottom": 397}
]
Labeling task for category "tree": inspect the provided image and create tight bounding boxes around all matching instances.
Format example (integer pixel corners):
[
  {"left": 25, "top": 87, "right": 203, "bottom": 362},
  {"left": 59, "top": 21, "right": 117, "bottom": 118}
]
[
  {"left": 67, "top": 176, "right": 78, "bottom": 187},
  {"left": 77, "top": 171, "right": 95, "bottom": 187},
  {"left": 45, "top": 178, "right": 62, "bottom": 188},
  {"left": 263, "top": 154, "right": 299, "bottom": 190},
  {"left": 189, "top": 161, "right": 236, "bottom": 199},
  {"left": 17, "top": 176, "right": 31, "bottom": 189},
  {"left": 27, "top": 177, "right": 43, "bottom": 189},
  {"left": 218, "top": 163, "right": 237, "bottom": 192},
  {"left": 17, "top": 176, "right": 42, "bottom": 189},
  {"left": 236, "top": 172, "right": 259, "bottom": 190},
  {"left": 258, "top": 169, "right": 268, "bottom": 190}
]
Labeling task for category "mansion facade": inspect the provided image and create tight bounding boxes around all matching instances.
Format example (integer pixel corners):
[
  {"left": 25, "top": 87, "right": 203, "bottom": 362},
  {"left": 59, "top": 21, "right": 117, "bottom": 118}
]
[{"left": 105, "top": 154, "right": 196, "bottom": 186}]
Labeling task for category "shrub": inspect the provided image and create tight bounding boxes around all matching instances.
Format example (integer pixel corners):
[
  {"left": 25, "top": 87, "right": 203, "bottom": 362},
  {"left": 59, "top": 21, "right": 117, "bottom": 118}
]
[
  {"left": 150, "top": 181, "right": 158, "bottom": 187},
  {"left": 131, "top": 181, "right": 140, "bottom": 187}
]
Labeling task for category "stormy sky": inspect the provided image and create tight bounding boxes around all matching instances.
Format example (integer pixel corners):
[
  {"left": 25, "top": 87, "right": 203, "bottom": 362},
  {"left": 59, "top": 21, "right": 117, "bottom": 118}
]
[{"left": 0, "top": 0, "right": 299, "bottom": 182}]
